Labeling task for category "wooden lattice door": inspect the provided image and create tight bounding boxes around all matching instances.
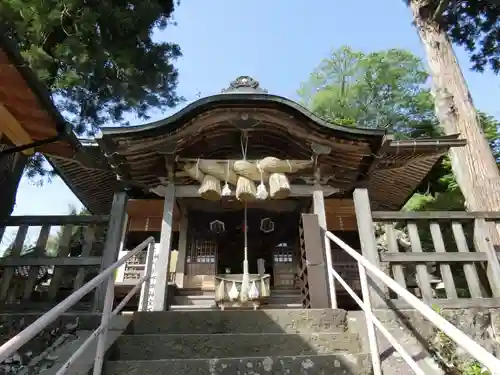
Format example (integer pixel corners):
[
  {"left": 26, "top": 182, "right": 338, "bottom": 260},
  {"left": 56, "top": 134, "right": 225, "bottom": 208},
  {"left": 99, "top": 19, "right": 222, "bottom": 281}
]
[
  {"left": 184, "top": 235, "right": 217, "bottom": 290},
  {"left": 272, "top": 242, "right": 297, "bottom": 289}
]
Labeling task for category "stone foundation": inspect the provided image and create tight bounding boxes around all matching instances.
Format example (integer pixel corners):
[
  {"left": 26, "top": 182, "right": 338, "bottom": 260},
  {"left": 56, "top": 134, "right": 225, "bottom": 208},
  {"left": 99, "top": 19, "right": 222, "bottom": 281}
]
[{"left": 348, "top": 307, "right": 500, "bottom": 374}]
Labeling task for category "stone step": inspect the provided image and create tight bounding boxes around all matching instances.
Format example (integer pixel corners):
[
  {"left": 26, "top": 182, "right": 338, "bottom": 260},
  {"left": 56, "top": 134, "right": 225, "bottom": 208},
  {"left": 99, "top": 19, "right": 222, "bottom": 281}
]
[
  {"left": 169, "top": 304, "right": 217, "bottom": 311},
  {"left": 112, "top": 332, "right": 360, "bottom": 360},
  {"left": 105, "top": 353, "right": 371, "bottom": 375},
  {"left": 175, "top": 288, "right": 301, "bottom": 297},
  {"left": 132, "top": 309, "right": 348, "bottom": 334},
  {"left": 174, "top": 294, "right": 216, "bottom": 306},
  {"left": 265, "top": 295, "right": 303, "bottom": 304},
  {"left": 173, "top": 291, "right": 302, "bottom": 306},
  {"left": 169, "top": 303, "right": 303, "bottom": 312},
  {"left": 175, "top": 288, "right": 215, "bottom": 296}
]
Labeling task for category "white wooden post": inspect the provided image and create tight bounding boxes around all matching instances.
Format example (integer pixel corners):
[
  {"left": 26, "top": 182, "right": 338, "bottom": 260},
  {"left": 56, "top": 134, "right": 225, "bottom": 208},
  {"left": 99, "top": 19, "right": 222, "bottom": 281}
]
[
  {"left": 175, "top": 214, "right": 188, "bottom": 288},
  {"left": 152, "top": 183, "right": 175, "bottom": 311},
  {"left": 313, "top": 186, "right": 337, "bottom": 309},
  {"left": 352, "top": 187, "right": 386, "bottom": 307}
]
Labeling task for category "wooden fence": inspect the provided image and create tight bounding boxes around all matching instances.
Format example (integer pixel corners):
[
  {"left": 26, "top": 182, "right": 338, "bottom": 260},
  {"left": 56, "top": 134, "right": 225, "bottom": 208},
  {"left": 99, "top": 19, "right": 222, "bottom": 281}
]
[
  {"left": 371, "top": 211, "right": 500, "bottom": 309},
  {"left": 0, "top": 215, "right": 109, "bottom": 312}
]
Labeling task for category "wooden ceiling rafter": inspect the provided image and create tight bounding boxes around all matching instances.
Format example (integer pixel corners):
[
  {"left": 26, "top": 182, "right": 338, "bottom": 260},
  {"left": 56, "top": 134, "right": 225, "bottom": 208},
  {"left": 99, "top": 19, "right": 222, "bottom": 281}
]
[
  {"left": 0, "top": 102, "right": 34, "bottom": 154},
  {"left": 0, "top": 47, "right": 81, "bottom": 159},
  {"left": 109, "top": 107, "right": 374, "bottom": 157}
]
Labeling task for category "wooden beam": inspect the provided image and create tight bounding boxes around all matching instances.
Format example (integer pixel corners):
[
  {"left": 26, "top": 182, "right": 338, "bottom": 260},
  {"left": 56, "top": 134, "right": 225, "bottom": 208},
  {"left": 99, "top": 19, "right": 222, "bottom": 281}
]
[
  {"left": 0, "top": 256, "right": 103, "bottom": 267},
  {"left": 301, "top": 214, "right": 333, "bottom": 309},
  {"left": 1, "top": 215, "right": 109, "bottom": 226},
  {"left": 352, "top": 188, "right": 386, "bottom": 307},
  {"left": 151, "top": 184, "right": 339, "bottom": 198},
  {"left": 380, "top": 252, "right": 488, "bottom": 263},
  {"left": 0, "top": 103, "right": 34, "bottom": 155},
  {"left": 152, "top": 184, "right": 175, "bottom": 311},
  {"left": 312, "top": 187, "right": 337, "bottom": 309},
  {"left": 176, "top": 157, "right": 314, "bottom": 165},
  {"left": 372, "top": 211, "right": 500, "bottom": 221}
]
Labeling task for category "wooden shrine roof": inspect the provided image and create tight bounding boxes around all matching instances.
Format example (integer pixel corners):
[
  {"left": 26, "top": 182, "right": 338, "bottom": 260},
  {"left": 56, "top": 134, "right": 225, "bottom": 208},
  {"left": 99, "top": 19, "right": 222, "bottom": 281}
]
[
  {"left": 0, "top": 35, "right": 81, "bottom": 157},
  {"left": 11, "top": 73, "right": 465, "bottom": 214}
]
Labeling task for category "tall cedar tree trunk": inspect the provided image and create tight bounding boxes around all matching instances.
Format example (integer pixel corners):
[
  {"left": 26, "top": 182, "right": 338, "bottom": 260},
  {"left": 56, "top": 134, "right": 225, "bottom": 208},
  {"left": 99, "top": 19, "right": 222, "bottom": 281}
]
[{"left": 410, "top": 1, "right": 500, "bottom": 243}]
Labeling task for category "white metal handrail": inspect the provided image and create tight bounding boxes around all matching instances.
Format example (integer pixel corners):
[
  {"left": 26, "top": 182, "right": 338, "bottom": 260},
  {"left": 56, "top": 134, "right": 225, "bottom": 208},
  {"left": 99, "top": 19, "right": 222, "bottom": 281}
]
[
  {"left": 0, "top": 236, "right": 156, "bottom": 375},
  {"left": 324, "top": 230, "right": 500, "bottom": 375}
]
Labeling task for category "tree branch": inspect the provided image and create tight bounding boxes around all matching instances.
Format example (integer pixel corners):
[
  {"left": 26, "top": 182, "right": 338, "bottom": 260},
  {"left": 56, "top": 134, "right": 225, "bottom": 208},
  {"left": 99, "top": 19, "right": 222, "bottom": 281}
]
[{"left": 432, "top": 0, "right": 450, "bottom": 20}]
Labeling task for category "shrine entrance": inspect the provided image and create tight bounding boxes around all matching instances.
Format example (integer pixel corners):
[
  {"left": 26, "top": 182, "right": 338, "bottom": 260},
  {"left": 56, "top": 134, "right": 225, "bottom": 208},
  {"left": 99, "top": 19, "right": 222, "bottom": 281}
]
[{"left": 182, "top": 198, "right": 303, "bottom": 290}]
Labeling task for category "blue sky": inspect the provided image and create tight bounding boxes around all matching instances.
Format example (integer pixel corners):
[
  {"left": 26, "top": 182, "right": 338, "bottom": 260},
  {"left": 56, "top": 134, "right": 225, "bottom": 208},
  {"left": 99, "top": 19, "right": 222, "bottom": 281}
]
[{"left": 12, "top": 0, "right": 500, "bottom": 217}]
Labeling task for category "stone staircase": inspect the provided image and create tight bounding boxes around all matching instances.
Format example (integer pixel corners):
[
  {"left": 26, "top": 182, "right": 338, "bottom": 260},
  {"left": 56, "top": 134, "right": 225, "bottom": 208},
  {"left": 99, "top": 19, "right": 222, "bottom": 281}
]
[{"left": 104, "top": 309, "right": 371, "bottom": 374}]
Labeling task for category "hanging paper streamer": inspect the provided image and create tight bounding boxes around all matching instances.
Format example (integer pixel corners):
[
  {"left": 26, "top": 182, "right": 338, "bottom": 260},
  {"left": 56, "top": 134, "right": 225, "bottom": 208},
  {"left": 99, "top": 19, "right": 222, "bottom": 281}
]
[
  {"left": 215, "top": 278, "right": 226, "bottom": 302},
  {"left": 248, "top": 280, "right": 260, "bottom": 300},
  {"left": 222, "top": 160, "right": 232, "bottom": 196},
  {"left": 255, "top": 164, "right": 268, "bottom": 200},
  {"left": 229, "top": 281, "right": 239, "bottom": 301}
]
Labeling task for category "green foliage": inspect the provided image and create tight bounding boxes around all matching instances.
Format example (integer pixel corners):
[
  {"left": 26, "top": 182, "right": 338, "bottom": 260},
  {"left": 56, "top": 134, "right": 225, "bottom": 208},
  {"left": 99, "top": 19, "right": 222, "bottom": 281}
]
[
  {"left": 440, "top": 0, "right": 500, "bottom": 74},
  {"left": 430, "top": 305, "right": 491, "bottom": 375},
  {"left": 298, "top": 46, "right": 440, "bottom": 139},
  {"left": 406, "top": 0, "right": 500, "bottom": 74},
  {"left": 300, "top": 46, "right": 500, "bottom": 207},
  {"left": 1, "top": 0, "right": 182, "bottom": 134}
]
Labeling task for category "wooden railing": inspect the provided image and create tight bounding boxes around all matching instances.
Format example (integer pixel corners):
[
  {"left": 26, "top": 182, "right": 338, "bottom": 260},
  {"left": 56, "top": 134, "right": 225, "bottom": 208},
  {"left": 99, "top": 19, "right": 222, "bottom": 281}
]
[
  {"left": 371, "top": 211, "right": 500, "bottom": 309},
  {"left": 324, "top": 227, "right": 500, "bottom": 375},
  {"left": 0, "top": 237, "right": 156, "bottom": 375},
  {"left": 0, "top": 215, "right": 109, "bottom": 311}
]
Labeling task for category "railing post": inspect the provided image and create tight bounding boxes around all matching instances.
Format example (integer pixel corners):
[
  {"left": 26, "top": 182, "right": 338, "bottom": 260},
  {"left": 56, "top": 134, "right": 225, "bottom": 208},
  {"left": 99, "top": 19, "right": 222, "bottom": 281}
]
[
  {"left": 95, "top": 190, "right": 128, "bottom": 311},
  {"left": 93, "top": 275, "right": 115, "bottom": 375},
  {"left": 139, "top": 242, "right": 155, "bottom": 311},
  {"left": 352, "top": 188, "right": 386, "bottom": 308},
  {"left": 474, "top": 218, "right": 500, "bottom": 297},
  {"left": 358, "top": 264, "right": 382, "bottom": 375}
]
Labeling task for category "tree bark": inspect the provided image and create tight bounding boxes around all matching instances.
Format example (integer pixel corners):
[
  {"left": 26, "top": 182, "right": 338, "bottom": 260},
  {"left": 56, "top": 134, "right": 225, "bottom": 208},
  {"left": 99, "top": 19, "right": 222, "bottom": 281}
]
[{"left": 409, "top": 1, "right": 500, "bottom": 214}]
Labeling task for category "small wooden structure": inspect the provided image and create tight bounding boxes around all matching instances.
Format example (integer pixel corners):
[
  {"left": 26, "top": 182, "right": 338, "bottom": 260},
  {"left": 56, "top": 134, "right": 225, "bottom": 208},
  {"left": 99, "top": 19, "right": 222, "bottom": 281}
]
[{"left": 2, "top": 73, "right": 500, "bottom": 312}]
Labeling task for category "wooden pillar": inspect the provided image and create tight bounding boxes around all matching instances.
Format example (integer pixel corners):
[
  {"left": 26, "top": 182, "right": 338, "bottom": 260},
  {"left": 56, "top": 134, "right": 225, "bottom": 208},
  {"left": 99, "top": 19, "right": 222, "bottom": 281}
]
[
  {"left": 312, "top": 187, "right": 337, "bottom": 309},
  {"left": 95, "top": 191, "right": 128, "bottom": 311},
  {"left": 352, "top": 188, "right": 386, "bottom": 307},
  {"left": 114, "top": 213, "right": 129, "bottom": 283},
  {"left": 301, "top": 214, "right": 333, "bottom": 308},
  {"left": 152, "top": 183, "right": 175, "bottom": 311},
  {"left": 175, "top": 213, "right": 188, "bottom": 288}
]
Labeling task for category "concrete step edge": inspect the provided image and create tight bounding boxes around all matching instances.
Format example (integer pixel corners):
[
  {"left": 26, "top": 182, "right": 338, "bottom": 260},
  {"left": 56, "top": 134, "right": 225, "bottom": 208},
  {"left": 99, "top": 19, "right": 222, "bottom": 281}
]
[
  {"left": 119, "top": 332, "right": 354, "bottom": 337},
  {"left": 136, "top": 308, "right": 346, "bottom": 313},
  {"left": 107, "top": 352, "right": 368, "bottom": 363}
]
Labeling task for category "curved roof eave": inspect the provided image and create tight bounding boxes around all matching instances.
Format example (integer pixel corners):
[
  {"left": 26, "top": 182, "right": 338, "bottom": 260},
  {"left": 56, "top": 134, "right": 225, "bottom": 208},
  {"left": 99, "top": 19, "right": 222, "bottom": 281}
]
[
  {"left": 0, "top": 34, "right": 80, "bottom": 149},
  {"left": 98, "top": 93, "right": 387, "bottom": 140}
]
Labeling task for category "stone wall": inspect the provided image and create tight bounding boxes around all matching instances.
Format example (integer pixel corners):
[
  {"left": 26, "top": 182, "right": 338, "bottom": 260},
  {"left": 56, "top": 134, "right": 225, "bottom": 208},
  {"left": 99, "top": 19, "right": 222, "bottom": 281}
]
[
  {"left": 348, "top": 308, "right": 500, "bottom": 374},
  {"left": 0, "top": 314, "right": 101, "bottom": 374}
]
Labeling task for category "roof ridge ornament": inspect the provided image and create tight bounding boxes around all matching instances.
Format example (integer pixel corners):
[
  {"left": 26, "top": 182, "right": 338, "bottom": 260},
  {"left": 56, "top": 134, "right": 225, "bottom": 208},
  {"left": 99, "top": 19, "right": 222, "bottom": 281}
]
[{"left": 221, "top": 76, "right": 268, "bottom": 94}]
